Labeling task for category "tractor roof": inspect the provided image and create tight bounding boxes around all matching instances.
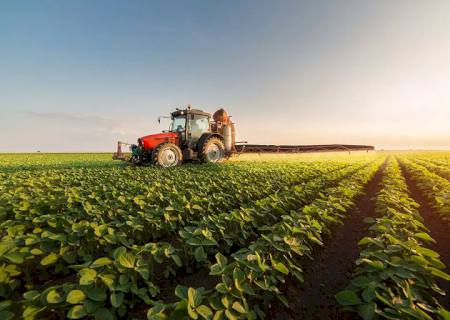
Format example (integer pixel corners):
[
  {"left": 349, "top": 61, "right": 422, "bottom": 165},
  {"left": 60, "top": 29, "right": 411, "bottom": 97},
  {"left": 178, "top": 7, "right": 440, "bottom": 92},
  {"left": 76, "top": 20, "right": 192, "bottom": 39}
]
[{"left": 171, "top": 108, "right": 211, "bottom": 118}]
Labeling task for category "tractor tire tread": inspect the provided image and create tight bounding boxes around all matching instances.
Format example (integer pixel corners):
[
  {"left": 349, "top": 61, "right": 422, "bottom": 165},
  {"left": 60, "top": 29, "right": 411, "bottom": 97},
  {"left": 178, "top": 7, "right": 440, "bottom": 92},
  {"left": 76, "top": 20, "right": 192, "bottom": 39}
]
[
  {"left": 152, "top": 142, "right": 183, "bottom": 167},
  {"left": 200, "top": 137, "right": 225, "bottom": 163}
]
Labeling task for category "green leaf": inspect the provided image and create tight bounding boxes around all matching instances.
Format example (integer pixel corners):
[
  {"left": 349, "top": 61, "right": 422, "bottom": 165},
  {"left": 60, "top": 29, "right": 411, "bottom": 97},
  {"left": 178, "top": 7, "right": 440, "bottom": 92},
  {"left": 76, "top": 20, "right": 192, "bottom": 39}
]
[
  {"left": 194, "top": 247, "right": 206, "bottom": 262},
  {"left": 429, "top": 267, "right": 450, "bottom": 281},
  {"left": 232, "top": 301, "right": 246, "bottom": 314},
  {"left": 358, "top": 237, "right": 373, "bottom": 246},
  {"left": 224, "top": 310, "right": 237, "bottom": 320},
  {"left": 99, "top": 273, "right": 115, "bottom": 289},
  {"left": 215, "top": 253, "right": 227, "bottom": 267},
  {"left": 0, "top": 310, "right": 14, "bottom": 320},
  {"left": 240, "top": 282, "right": 255, "bottom": 295},
  {"left": 188, "top": 304, "right": 198, "bottom": 319},
  {"left": 110, "top": 292, "right": 124, "bottom": 308},
  {"left": 84, "top": 300, "right": 100, "bottom": 314},
  {"left": 191, "top": 204, "right": 203, "bottom": 211},
  {"left": 23, "top": 305, "right": 45, "bottom": 318},
  {"left": 23, "top": 290, "right": 40, "bottom": 301},
  {"left": 410, "top": 255, "right": 429, "bottom": 266},
  {"left": 437, "top": 308, "right": 450, "bottom": 320},
  {"left": 117, "top": 252, "right": 135, "bottom": 269},
  {"left": 216, "top": 283, "right": 229, "bottom": 294},
  {"left": 292, "top": 270, "right": 304, "bottom": 282},
  {"left": 0, "top": 301, "right": 11, "bottom": 312},
  {"left": 209, "top": 264, "right": 224, "bottom": 276},
  {"left": 358, "top": 302, "right": 376, "bottom": 320},
  {"left": 91, "top": 257, "right": 113, "bottom": 268},
  {"left": 113, "top": 246, "right": 127, "bottom": 259},
  {"left": 171, "top": 254, "right": 182, "bottom": 267},
  {"left": 416, "top": 247, "right": 440, "bottom": 258},
  {"left": 213, "top": 310, "right": 225, "bottom": 320},
  {"left": 40, "top": 252, "right": 58, "bottom": 266},
  {"left": 351, "top": 275, "right": 373, "bottom": 287},
  {"left": 30, "top": 248, "right": 43, "bottom": 255},
  {"left": 136, "top": 266, "right": 150, "bottom": 280},
  {"left": 277, "top": 294, "right": 289, "bottom": 307},
  {"left": 233, "top": 268, "right": 245, "bottom": 284},
  {"left": 362, "top": 259, "right": 384, "bottom": 269},
  {"left": 221, "top": 296, "right": 231, "bottom": 309},
  {"left": 414, "top": 232, "right": 435, "bottom": 243},
  {"left": 187, "top": 238, "right": 217, "bottom": 246},
  {"left": 67, "top": 305, "right": 87, "bottom": 319},
  {"left": 85, "top": 287, "right": 107, "bottom": 302},
  {"left": 175, "top": 285, "right": 188, "bottom": 299},
  {"left": 47, "top": 289, "right": 65, "bottom": 304},
  {"left": 197, "top": 305, "right": 213, "bottom": 319},
  {"left": 4, "top": 252, "right": 24, "bottom": 264},
  {"left": 94, "top": 308, "right": 113, "bottom": 320},
  {"left": 335, "top": 290, "right": 362, "bottom": 306},
  {"left": 188, "top": 288, "right": 202, "bottom": 308},
  {"left": 272, "top": 261, "right": 289, "bottom": 275},
  {"left": 362, "top": 285, "right": 376, "bottom": 302},
  {"left": 79, "top": 268, "right": 97, "bottom": 285},
  {"left": 66, "top": 290, "right": 86, "bottom": 304},
  {"left": 147, "top": 306, "right": 169, "bottom": 320}
]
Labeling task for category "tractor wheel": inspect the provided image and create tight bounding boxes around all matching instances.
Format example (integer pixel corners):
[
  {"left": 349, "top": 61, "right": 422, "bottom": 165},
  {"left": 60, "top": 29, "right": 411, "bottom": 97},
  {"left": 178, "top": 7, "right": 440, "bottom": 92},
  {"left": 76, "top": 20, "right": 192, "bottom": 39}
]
[
  {"left": 201, "top": 137, "right": 225, "bottom": 163},
  {"left": 152, "top": 143, "right": 183, "bottom": 167}
]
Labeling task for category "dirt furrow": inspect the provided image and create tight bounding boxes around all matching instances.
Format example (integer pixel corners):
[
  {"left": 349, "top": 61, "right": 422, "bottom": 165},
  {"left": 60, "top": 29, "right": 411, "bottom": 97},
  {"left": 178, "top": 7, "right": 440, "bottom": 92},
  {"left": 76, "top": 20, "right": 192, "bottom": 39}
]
[
  {"left": 399, "top": 160, "right": 450, "bottom": 308},
  {"left": 270, "top": 160, "right": 387, "bottom": 320}
]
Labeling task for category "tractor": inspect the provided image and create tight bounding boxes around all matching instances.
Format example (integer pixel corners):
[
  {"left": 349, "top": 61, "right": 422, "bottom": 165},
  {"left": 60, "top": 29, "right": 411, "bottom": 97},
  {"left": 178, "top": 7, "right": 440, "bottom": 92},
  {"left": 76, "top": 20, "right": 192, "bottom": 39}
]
[
  {"left": 113, "top": 106, "right": 235, "bottom": 167},
  {"left": 113, "top": 105, "right": 375, "bottom": 167}
]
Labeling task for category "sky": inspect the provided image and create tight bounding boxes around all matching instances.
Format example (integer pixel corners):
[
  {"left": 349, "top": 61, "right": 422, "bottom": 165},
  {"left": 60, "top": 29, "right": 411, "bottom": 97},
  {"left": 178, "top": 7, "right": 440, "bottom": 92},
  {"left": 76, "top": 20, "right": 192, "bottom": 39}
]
[{"left": 1, "top": 0, "right": 449, "bottom": 152}]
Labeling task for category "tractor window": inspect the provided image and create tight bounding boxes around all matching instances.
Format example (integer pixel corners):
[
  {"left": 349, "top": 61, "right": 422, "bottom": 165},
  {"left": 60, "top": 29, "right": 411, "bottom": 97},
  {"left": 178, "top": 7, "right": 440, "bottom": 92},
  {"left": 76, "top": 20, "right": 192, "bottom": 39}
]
[
  {"left": 189, "top": 115, "right": 210, "bottom": 133},
  {"left": 187, "top": 114, "right": 210, "bottom": 147},
  {"left": 170, "top": 116, "right": 186, "bottom": 132}
]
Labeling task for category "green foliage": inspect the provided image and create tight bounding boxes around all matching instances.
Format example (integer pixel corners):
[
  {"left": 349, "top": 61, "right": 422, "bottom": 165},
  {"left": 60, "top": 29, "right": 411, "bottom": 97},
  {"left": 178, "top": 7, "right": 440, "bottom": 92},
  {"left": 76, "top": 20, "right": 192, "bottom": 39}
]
[
  {"left": 3, "top": 152, "right": 447, "bottom": 319},
  {"left": 337, "top": 157, "right": 450, "bottom": 319},
  {"left": 148, "top": 157, "right": 386, "bottom": 319},
  {"left": 400, "top": 157, "right": 450, "bottom": 221}
]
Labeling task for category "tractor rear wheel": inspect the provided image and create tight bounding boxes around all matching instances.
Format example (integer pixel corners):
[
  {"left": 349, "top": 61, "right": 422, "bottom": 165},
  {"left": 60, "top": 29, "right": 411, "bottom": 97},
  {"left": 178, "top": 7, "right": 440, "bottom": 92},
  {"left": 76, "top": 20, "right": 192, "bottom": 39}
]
[
  {"left": 152, "top": 143, "right": 183, "bottom": 167},
  {"left": 201, "top": 137, "right": 225, "bottom": 163}
]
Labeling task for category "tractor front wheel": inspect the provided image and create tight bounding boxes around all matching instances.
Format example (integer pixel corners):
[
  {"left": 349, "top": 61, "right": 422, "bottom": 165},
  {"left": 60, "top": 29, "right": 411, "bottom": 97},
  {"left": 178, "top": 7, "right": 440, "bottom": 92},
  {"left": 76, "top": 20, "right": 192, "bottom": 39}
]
[
  {"left": 201, "top": 137, "right": 225, "bottom": 163},
  {"left": 152, "top": 143, "right": 183, "bottom": 167}
]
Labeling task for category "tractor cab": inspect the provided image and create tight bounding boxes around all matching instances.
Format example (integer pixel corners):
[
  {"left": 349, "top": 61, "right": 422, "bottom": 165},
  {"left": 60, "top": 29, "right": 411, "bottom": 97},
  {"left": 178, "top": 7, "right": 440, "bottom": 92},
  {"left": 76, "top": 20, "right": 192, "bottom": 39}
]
[{"left": 169, "top": 108, "right": 212, "bottom": 149}]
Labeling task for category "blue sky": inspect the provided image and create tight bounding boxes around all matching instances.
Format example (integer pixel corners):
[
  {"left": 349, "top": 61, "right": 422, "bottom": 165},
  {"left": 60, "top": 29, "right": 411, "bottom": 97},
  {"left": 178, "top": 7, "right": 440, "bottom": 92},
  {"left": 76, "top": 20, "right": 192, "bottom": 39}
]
[{"left": 1, "top": 0, "right": 449, "bottom": 151}]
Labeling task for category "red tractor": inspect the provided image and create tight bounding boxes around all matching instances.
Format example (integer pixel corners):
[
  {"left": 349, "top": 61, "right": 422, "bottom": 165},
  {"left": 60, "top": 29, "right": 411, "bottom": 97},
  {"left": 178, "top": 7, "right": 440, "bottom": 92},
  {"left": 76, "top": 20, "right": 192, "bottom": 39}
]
[
  {"left": 113, "top": 106, "right": 236, "bottom": 167},
  {"left": 114, "top": 105, "right": 375, "bottom": 167}
]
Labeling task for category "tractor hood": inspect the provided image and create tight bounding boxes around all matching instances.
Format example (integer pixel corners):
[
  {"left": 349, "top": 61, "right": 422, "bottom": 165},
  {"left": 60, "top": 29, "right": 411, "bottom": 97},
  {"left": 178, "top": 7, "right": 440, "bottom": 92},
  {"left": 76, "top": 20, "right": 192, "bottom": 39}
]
[{"left": 138, "top": 132, "right": 179, "bottom": 150}]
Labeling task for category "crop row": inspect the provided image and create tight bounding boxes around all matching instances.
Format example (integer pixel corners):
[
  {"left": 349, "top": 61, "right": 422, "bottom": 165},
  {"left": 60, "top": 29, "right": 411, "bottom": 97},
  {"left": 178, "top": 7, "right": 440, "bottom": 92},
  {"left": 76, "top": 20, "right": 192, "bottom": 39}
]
[
  {"left": 337, "top": 157, "right": 449, "bottom": 320},
  {"left": 0, "top": 160, "right": 368, "bottom": 319},
  {"left": 429, "top": 159, "right": 450, "bottom": 167},
  {"left": 398, "top": 157, "right": 450, "bottom": 222},
  {"left": 411, "top": 158, "right": 450, "bottom": 181},
  {"left": 146, "top": 158, "right": 384, "bottom": 319}
]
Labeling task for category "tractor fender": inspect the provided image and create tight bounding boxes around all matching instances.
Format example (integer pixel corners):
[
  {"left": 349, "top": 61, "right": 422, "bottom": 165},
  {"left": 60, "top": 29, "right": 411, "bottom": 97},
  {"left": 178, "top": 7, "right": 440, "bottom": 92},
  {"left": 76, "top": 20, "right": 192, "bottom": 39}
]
[{"left": 196, "top": 133, "right": 223, "bottom": 152}]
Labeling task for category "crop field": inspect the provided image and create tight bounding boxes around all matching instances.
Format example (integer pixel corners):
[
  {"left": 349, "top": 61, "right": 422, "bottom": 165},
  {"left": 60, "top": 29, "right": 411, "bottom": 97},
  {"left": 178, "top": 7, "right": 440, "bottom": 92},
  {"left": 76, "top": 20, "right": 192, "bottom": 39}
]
[{"left": 0, "top": 152, "right": 449, "bottom": 320}]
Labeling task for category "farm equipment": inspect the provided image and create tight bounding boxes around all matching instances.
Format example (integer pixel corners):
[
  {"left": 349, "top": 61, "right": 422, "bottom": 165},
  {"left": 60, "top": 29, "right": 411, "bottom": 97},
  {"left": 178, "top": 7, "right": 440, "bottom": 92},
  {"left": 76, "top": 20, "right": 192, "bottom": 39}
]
[{"left": 113, "top": 106, "right": 374, "bottom": 167}]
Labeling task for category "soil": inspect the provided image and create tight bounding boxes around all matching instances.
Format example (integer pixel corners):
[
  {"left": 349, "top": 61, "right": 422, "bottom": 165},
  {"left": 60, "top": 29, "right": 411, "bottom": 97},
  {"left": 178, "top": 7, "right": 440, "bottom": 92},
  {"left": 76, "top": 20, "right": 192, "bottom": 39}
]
[
  {"left": 399, "top": 161, "right": 450, "bottom": 308},
  {"left": 269, "top": 160, "right": 387, "bottom": 320}
]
